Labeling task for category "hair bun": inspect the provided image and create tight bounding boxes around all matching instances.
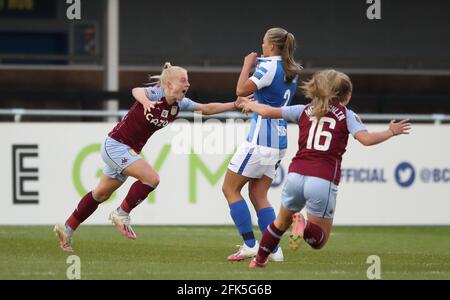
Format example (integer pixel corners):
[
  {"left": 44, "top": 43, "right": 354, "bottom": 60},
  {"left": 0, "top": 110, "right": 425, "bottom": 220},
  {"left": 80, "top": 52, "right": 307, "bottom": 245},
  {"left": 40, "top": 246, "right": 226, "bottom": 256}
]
[{"left": 163, "top": 62, "right": 172, "bottom": 69}]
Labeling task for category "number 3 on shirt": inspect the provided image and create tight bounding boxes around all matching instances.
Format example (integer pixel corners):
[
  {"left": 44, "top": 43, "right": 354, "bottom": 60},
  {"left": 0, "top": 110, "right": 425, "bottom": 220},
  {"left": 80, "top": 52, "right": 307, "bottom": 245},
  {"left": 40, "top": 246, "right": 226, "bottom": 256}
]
[{"left": 306, "top": 117, "right": 336, "bottom": 151}]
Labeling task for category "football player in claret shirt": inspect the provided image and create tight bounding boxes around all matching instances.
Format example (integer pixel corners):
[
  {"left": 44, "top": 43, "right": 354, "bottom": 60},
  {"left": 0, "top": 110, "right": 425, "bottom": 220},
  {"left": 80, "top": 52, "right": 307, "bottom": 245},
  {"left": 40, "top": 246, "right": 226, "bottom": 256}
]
[
  {"left": 241, "top": 69, "right": 411, "bottom": 268},
  {"left": 54, "top": 62, "right": 248, "bottom": 252},
  {"left": 222, "top": 28, "right": 302, "bottom": 263}
]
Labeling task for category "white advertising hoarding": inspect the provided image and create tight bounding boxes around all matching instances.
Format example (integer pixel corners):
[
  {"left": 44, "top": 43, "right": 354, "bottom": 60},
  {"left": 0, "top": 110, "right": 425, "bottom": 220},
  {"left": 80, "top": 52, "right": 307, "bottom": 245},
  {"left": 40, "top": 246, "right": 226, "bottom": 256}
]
[{"left": 0, "top": 122, "right": 449, "bottom": 225}]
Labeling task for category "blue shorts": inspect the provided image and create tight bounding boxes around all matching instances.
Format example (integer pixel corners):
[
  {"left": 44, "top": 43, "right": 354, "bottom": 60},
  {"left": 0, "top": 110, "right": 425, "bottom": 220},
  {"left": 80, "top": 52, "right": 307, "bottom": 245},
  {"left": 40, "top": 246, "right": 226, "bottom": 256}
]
[
  {"left": 281, "top": 172, "right": 338, "bottom": 219},
  {"left": 100, "top": 136, "right": 142, "bottom": 182}
]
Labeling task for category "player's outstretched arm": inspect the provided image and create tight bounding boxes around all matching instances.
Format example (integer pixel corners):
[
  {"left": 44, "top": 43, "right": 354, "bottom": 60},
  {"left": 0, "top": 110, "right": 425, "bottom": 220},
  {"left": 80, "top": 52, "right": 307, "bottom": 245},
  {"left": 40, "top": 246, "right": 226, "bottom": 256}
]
[
  {"left": 132, "top": 88, "right": 158, "bottom": 114},
  {"left": 193, "top": 96, "right": 250, "bottom": 115},
  {"left": 242, "top": 100, "right": 282, "bottom": 119},
  {"left": 355, "top": 119, "right": 411, "bottom": 146}
]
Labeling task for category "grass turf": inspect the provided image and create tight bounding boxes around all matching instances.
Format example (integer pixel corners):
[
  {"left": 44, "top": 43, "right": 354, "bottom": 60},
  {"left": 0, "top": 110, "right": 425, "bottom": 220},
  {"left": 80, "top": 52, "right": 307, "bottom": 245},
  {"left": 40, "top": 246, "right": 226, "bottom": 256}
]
[{"left": 0, "top": 226, "right": 449, "bottom": 280}]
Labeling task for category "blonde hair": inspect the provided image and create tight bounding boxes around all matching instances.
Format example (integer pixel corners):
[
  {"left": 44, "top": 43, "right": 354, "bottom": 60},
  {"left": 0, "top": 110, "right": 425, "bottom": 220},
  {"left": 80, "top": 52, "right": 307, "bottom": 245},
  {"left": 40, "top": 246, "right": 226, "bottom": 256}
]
[
  {"left": 147, "top": 62, "right": 187, "bottom": 87},
  {"left": 265, "top": 27, "right": 302, "bottom": 83},
  {"left": 302, "top": 69, "right": 353, "bottom": 119}
]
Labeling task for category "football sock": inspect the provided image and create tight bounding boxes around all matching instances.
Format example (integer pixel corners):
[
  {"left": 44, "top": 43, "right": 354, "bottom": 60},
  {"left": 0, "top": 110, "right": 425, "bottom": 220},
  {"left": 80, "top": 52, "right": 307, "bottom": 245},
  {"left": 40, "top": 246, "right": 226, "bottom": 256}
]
[
  {"left": 66, "top": 191, "right": 100, "bottom": 230},
  {"left": 120, "top": 180, "right": 155, "bottom": 213},
  {"left": 65, "top": 224, "right": 74, "bottom": 235},
  {"left": 256, "top": 207, "right": 276, "bottom": 234},
  {"left": 229, "top": 199, "right": 256, "bottom": 247},
  {"left": 117, "top": 207, "right": 129, "bottom": 216},
  {"left": 256, "top": 222, "right": 285, "bottom": 263},
  {"left": 304, "top": 221, "right": 326, "bottom": 249},
  {"left": 257, "top": 207, "right": 278, "bottom": 253}
]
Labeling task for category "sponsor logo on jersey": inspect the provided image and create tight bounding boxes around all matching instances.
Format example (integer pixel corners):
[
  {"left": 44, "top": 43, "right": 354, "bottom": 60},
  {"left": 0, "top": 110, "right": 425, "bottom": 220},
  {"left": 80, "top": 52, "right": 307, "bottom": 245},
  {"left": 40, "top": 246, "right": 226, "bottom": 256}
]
[
  {"left": 145, "top": 112, "right": 169, "bottom": 127},
  {"left": 162, "top": 110, "right": 169, "bottom": 118}
]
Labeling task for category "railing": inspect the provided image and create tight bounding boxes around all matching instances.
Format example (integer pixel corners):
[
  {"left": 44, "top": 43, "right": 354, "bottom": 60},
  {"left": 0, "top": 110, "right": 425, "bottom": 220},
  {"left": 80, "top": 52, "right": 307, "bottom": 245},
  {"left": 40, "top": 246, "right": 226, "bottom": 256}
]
[
  {"left": 1, "top": 108, "right": 450, "bottom": 124},
  {"left": 2, "top": 55, "right": 450, "bottom": 73},
  {"left": 0, "top": 109, "right": 249, "bottom": 122},
  {"left": 358, "top": 113, "right": 450, "bottom": 124}
]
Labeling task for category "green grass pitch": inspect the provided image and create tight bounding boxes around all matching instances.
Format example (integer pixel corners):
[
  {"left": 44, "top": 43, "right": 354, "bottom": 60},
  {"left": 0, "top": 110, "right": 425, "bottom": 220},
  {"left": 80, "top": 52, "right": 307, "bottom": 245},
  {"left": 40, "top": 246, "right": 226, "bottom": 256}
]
[{"left": 1, "top": 226, "right": 449, "bottom": 280}]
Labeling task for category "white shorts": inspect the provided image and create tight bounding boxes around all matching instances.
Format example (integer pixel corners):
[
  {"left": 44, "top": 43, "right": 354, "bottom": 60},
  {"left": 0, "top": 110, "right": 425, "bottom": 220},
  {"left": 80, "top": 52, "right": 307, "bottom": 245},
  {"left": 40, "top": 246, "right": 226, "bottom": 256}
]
[{"left": 228, "top": 141, "right": 286, "bottom": 179}]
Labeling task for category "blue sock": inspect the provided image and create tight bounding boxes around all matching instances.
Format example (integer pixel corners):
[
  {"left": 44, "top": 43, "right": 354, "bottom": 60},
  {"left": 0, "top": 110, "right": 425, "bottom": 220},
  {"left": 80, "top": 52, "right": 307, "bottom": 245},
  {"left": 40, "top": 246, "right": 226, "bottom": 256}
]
[
  {"left": 257, "top": 207, "right": 278, "bottom": 252},
  {"left": 229, "top": 200, "right": 255, "bottom": 247},
  {"left": 257, "top": 207, "right": 276, "bottom": 234}
]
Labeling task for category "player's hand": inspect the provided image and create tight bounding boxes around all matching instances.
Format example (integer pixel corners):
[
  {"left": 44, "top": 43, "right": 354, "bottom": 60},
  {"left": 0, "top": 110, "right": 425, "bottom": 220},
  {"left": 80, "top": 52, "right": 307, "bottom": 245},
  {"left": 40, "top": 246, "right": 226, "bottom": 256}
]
[
  {"left": 234, "top": 95, "right": 253, "bottom": 109},
  {"left": 389, "top": 119, "right": 411, "bottom": 136},
  {"left": 243, "top": 52, "right": 258, "bottom": 67},
  {"left": 142, "top": 101, "right": 159, "bottom": 115},
  {"left": 242, "top": 97, "right": 256, "bottom": 115}
]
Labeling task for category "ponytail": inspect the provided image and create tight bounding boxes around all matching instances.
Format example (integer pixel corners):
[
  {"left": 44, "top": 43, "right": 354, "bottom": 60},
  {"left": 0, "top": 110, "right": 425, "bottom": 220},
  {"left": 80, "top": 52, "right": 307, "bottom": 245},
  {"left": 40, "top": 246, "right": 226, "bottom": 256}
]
[
  {"left": 146, "top": 62, "right": 186, "bottom": 87},
  {"left": 281, "top": 32, "right": 302, "bottom": 82},
  {"left": 265, "top": 28, "right": 302, "bottom": 83}
]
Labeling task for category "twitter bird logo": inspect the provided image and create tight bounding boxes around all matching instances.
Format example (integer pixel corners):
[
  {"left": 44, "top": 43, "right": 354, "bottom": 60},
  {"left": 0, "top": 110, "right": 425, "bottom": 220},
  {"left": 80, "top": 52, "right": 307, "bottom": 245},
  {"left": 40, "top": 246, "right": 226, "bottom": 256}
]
[{"left": 395, "top": 162, "right": 416, "bottom": 188}]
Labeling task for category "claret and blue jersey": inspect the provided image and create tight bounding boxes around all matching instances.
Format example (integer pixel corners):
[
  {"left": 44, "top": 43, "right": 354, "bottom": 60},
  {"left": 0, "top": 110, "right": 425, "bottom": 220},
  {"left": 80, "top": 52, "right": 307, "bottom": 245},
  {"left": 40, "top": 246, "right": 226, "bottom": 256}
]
[
  {"left": 281, "top": 102, "right": 367, "bottom": 185},
  {"left": 247, "top": 56, "right": 298, "bottom": 149},
  {"left": 108, "top": 86, "right": 197, "bottom": 153}
]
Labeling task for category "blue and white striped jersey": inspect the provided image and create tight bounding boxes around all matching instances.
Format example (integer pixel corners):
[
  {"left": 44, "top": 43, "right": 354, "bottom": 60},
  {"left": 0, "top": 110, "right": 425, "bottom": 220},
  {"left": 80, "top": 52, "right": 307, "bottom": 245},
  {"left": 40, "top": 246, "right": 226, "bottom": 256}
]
[{"left": 247, "top": 56, "right": 298, "bottom": 149}]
